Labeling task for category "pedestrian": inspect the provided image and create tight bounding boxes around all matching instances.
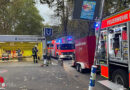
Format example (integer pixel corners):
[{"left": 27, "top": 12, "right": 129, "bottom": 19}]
[
  {"left": 17, "top": 48, "right": 22, "bottom": 62},
  {"left": 47, "top": 53, "right": 51, "bottom": 66},
  {"left": 32, "top": 45, "right": 38, "bottom": 63}
]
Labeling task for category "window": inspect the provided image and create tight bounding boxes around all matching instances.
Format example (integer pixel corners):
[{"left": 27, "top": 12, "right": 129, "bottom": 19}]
[{"left": 60, "top": 44, "right": 75, "bottom": 50}]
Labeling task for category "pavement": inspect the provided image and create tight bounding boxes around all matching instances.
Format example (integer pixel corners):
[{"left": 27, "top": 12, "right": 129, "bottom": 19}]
[
  {"left": 62, "top": 60, "right": 110, "bottom": 90},
  {"left": 0, "top": 61, "right": 87, "bottom": 90},
  {"left": 0, "top": 59, "right": 121, "bottom": 90}
]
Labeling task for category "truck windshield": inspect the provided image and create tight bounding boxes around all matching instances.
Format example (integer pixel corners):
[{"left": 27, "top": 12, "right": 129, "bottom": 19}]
[{"left": 60, "top": 44, "right": 75, "bottom": 50}]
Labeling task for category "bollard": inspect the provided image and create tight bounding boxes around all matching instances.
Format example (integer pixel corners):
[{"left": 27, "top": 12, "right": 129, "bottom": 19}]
[
  {"left": 88, "top": 65, "right": 97, "bottom": 90},
  {"left": 58, "top": 58, "right": 63, "bottom": 66},
  {"left": 43, "top": 55, "right": 47, "bottom": 65},
  {"left": 61, "top": 58, "right": 63, "bottom": 66}
]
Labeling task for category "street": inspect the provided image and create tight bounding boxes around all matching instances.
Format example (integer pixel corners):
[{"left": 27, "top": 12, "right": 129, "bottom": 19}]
[
  {"left": 0, "top": 59, "right": 111, "bottom": 90},
  {"left": 63, "top": 60, "right": 110, "bottom": 90},
  {"left": 0, "top": 0, "right": 130, "bottom": 90}
]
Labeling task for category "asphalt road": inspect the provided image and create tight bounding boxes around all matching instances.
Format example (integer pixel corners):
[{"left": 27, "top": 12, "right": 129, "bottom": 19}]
[
  {"left": 0, "top": 61, "right": 87, "bottom": 90},
  {"left": 0, "top": 59, "right": 111, "bottom": 90},
  {"left": 62, "top": 60, "right": 110, "bottom": 90}
]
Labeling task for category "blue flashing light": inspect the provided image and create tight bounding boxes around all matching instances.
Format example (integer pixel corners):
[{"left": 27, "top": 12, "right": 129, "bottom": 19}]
[
  {"left": 67, "top": 36, "right": 72, "bottom": 41},
  {"left": 59, "top": 39, "right": 62, "bottom": 43},
  {"left": 47, "top": 41, "right": 51, "bottom": 44},
  {"left": 94, "top": 22, "right": 99, "bottom": 28},
  {"left": 56, "top": 39, "right": 62, "bottom": 43},
  {"left": 95, "top": 23, "right": 99, "bottom": 27},
  {"left": 94, "top": 22, "right": 100, "bottom": 31}
]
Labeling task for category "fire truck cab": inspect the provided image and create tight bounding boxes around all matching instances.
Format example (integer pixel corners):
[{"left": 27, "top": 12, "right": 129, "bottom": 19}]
[
  {"left": 47, "top": 36, "right": 75, "bottom": 59},
  {"left": 97, "top": 8, "right": 130, "bottom": 88}
]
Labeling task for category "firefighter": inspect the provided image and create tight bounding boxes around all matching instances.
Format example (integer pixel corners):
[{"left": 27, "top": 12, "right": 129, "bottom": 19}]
[
  {"left": 17, "top": 48, "right": 21, "bottom": 61},
  {"left": 32, "top": 45, "right": 38, "bottom": 63},
  {"left": 47, "top": 53, "right": 51, "bottom": 65}
]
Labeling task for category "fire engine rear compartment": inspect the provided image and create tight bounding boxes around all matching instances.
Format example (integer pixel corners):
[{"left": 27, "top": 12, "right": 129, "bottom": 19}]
[
  {"left": 99, "top": 22, "right": 130, "bottom": 88},
  {"left": 74, "top": 36, "right": 96, "bottom": 73}
]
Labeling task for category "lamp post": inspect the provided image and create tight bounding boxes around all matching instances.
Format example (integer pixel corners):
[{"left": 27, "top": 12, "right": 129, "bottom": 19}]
[{"left": 88, "top": 0, "right": 105, "bottom": 90}]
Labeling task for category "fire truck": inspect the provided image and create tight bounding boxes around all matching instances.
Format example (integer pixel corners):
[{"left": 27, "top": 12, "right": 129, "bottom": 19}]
[
  {"left": 97, "top": 8, "right": 130, "bottom": 88},
  {"left": 73, "top": 36, "right": 96, "bottom": 73},
  {"left": 47, "top": 36, "right": 75, "bottom": 59}
]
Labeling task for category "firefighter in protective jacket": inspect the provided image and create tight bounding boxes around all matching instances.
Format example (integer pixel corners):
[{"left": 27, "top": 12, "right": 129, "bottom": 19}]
[{"left": 32, "top": 45, "right": 38, "bottom": 63}]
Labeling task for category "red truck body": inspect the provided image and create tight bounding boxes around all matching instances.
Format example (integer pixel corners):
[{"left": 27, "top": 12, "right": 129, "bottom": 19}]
[
  {"left": 97, "top": 8, "right": 130, "bottom": 88},
  {"left": 74, "top": 36, "right": 96, "bottom": 70}
]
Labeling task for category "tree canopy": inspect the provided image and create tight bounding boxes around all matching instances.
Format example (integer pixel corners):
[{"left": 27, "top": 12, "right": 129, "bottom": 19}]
[
  {"left": 103, "top": 0, "right": 130, "bottom": 17},
  {"left": 0, "top": 0, "right": 44, "bottom": 35}
]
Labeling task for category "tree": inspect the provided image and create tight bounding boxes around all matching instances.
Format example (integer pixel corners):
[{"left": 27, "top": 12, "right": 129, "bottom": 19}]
[
  {"left": 0, "top": 0, "right": 44, "bottom": 35},
  {"left": 40, "top": 0, "right": 130, "bottom": 39},
  {"left": 104, "top": 0, "right": 130, "bottom": 17},
  {"left": 0, "top": 0, "right": 12, "bottom": 34},
  {"left": 39, "top": 0, "right": 96, "bottom": 39},
  {"left": 40, "top": 0, "right": 71, "bottom": 36}
]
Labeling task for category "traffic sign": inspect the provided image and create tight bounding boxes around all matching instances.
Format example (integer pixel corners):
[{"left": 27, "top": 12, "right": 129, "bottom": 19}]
[{"left": 44, "top": 28, "right": 53, "bottom": 36}]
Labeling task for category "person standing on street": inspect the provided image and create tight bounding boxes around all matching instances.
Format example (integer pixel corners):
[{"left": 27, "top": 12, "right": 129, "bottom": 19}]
[
  {"left": 46, "top": 53, "right": 51, "bottom": 66},
  {"left": 17, "top": 48, "right": 22, "bottom": 62},
  {"left": 32, "top": 45, "right": 38, "bottom": 63}
]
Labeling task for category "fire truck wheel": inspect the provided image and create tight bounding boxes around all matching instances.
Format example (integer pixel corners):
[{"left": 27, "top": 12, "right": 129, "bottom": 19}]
[
  {"left": 112, "top": 69, "right": 128, "bottom": 88},
  {"left": 76, "top": 64, "right": 80, "bottom": 72},
  {"left": 79, "top": 65, "right": 84, "bottom": 73}
]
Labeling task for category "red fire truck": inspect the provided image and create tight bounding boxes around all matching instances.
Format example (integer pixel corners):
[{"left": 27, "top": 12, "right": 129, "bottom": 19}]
[
  {"left": 97, "top": 8, "right": 130, "bottom": 88},
  {"left": 47, "top": 36, "right": 75, "bottom": 59},
  {"left": 73, "top": 36, "right": 96, "bottom": 73}
]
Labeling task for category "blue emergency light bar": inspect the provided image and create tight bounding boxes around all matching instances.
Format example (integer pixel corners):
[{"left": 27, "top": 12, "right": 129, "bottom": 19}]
[
  {"left": 47, "top": 41, "right": 52, "bottom": 44},
  {"left": 67, "top": 36, "right": 72, "bottom": 41},
  {"left": 56, "top": 39, "right": 62, "bottom": 43}
]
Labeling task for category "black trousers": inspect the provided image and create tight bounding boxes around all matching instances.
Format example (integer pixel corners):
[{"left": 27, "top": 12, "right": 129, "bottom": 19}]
[{"left": 33, "top": 55, "right": 38, "bottom": 63}]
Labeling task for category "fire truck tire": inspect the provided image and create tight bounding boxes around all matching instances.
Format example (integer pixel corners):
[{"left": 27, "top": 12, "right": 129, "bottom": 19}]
[
  {"left": 112, "top": 69, "right": 128, "bottom": 88},
  {"left": 76, "top": 64, "right": 80, "bottom": 72},
  {"left": 79, "top": 65, "right": 84, "bottom": 73}
]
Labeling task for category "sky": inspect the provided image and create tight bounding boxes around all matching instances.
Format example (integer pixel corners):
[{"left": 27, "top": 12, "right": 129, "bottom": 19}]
[{"left": 35, "top": 2, "right": 60, "bottom": 26}]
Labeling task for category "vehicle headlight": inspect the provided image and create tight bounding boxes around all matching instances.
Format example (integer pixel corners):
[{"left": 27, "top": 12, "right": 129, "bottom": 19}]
[{"left": 60, "top": 55, "right": 64, "bottom": 58}]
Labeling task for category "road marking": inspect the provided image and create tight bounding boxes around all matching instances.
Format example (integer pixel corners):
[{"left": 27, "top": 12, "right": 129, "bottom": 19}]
[
  {"left": 24, "top": 76, "right": 27, "bottom": 81},
  {"left": 31, "top": 77, "right": 35, "bottom": 80},
  {"left": 0, "top": 88, "right": 5, "bottom": 89},
  {"left": 16, "top": 77, "right": 20, "bottom": 80},
  {"left": 52, "top": 62, "right": 57, "bottom": 65},
  {"left": 0, "top": 70, "right": 8, "bottom": 74}
]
